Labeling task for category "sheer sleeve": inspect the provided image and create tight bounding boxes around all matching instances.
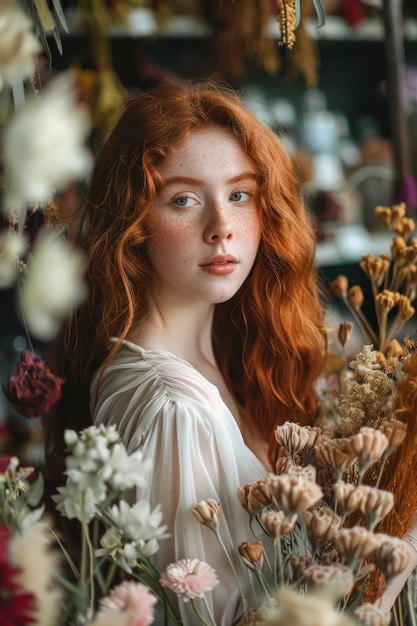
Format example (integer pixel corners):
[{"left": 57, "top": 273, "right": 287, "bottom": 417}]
[{"left": 92, "top": 341, "right": 268, "bottom": 626}]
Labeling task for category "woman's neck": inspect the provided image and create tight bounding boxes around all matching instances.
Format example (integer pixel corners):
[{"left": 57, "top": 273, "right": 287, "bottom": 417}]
[{"left": 128, "top": 298, "right": 216, "bottom": 367}]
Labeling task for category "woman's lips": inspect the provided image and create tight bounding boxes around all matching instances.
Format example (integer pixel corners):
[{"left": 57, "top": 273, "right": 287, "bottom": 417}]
[
  {"left": 200, "top": 255, "right": 238, "bottom": 275},
  {"left": 200, "top": 261, "right": 237, "bottom": 275}
]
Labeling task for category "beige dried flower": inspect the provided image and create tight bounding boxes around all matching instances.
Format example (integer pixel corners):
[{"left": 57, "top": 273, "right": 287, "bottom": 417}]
[
  {"left": 304, "top": 426, "right": 324, "bottom": 449},
  {"left": 238, "top": 480, "right": 272, "bottom": 513},
  {"left": 261, "top": 511, "right": 297, "bottom": 537},
  {"left": 275, "top": 455, "right": 293, "bottom": 475},
  {"left": 333, "top": 481, "right": 365, "bottom": 513},
  {"left": 358, "top": 486, "right": 394, "bottom": 523},
  {"left": 315, "top": 439, "right": 358, "bottom": 472},
  {"left": 353, "top": 603, "right": 391, "bottom": 626},
  {"left": 267, "top": 474, "right": 323, "bottom": 514},
  {"left": 338, "top": 346, "right": 395, "bottom": 435},
  {"left": 192, "top": 498, "right": 220, "bottom": 529},
  {"left": 349, "top": 427, "right": 389, "bottom": 466},
  {"left": 290, "top": 554, "right": 310, "bottom": 578},
  {"left": 371, "top": 534, "right": 413, "bottom": 580},
  {"left": 320, "top": 546, "right": 341, "bottom": 566},
  {"left": 287, "top": 464, "right": 317, "bottom": 483},
  {"left": 237, "top": 484, "right": 252, "bottom": 512},
  {"left": 303, "top": 507, "right": 341, "bottom": 544},
  {"left": 274, "top": 422, "right": 311, "bottom": 457},
  {"left": 303, "top": 564, "right": 354, "bottom": 598},
  {"left": 378, "top": 419, "right": 407, "bottom": 448},
  {"left": 333, "top": 527, "right": 378, "bottom": 559},
  {"left": 238, "top": 541, "right": 264, "bottom": 571}
]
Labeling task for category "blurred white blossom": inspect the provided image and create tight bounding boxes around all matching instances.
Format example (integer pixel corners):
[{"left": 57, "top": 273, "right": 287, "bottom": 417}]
[
  {"left": 0, "top": 0, "right": 41, "bottom": 91},
  {"left": 9, "top": 519, "right": 61, "bottom": 626},
  {"left": 0, "top": 230, "right": 27, "bottom": 286},
  {"left": 19, "top": 229, "right": 87, "bottom": 341},
  {"left": 3, "top": 71, "right": 92, "bottom": 216}
]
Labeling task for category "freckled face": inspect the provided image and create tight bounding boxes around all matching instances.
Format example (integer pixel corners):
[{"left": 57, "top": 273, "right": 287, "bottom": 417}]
[{"left": 146, "top": 127, "right": 261, "bottom": 307}]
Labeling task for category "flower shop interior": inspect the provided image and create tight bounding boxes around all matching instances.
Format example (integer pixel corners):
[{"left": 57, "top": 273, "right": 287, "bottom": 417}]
[{"left": 2, "top": 1, "right": 417, "bottom": 626}]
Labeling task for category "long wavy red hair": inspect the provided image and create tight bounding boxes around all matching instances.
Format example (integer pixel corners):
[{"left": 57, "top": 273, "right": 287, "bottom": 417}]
[{"left": 45, "top": 80, "right": 326, "bottom": 464}]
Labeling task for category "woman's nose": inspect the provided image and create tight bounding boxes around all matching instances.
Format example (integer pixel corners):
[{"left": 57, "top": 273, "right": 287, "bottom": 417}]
[{"left": 203, "top": 204, "right": 233, "bottom": 243}]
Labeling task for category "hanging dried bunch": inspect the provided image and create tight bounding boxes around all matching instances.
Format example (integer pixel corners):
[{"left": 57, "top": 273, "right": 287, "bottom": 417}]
[{"left": 275, "top": 0, "right": 297, "bottom": 49}]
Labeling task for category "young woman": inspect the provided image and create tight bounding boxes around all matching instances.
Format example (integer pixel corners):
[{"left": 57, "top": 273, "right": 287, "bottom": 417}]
[{"left": 45, "top": 80, "right": 326, "bottom": 624}]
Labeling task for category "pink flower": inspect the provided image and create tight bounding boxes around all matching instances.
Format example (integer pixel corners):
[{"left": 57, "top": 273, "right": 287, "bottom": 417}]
[
  {"left": 4, "top": 350, "right": 65, "bottom": 419},
  {"left": 160, "top": 558, "right": 219, "bottom": 602},
  {"left": 98, "top": 581, "right": 156, "bottom": 626}
]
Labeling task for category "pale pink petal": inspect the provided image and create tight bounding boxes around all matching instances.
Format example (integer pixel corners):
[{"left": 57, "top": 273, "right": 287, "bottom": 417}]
[
  {"left": 160, "top": 558, "right": 219, "bottom": 602},
  {"left": 98, "top": 581, "right": 156, "bottom": 626}
]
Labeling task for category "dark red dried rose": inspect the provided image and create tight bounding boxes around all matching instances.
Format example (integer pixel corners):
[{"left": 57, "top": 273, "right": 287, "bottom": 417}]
[{"left": 4, "top": 351, "right": 65, "bottom": 419}]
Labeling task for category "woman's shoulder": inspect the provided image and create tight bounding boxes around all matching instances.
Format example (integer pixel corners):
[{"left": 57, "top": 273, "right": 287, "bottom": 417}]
[
  {"left": 92, "top": 339, "right": 236, "bottom": 450},
  {"left": 94, "top": 338, "right": 225, "bottom": 411}
]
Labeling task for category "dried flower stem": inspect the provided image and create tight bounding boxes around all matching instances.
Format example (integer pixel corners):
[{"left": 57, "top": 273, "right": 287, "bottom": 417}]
[
  {"left": 342, "top": 296, "right": 378, "bottom": 346},
  {"left": 81, "top": 520, "right": 95, "bottom": 621},
  {"left": 208, "top": 528, "right": 249, "bottom": 617},
  {"left": 133, "top": 560, "right": 181, "bottom": 624},
  {"left": 191, "top": 597, "right": 215, "bottom": 626}
]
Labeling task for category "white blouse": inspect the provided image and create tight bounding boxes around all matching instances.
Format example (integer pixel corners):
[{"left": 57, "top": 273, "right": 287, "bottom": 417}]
[{"left": 92, "top": 339, "right": 269, "bottom": 625}]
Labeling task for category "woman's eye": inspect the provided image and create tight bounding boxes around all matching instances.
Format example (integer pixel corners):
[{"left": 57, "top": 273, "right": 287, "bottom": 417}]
[
  {"left": 173, "top": 196, "right": 193, "bottom": 208},
  {"left": 230, "top": 191, "right": 250, "bottom": 202}
]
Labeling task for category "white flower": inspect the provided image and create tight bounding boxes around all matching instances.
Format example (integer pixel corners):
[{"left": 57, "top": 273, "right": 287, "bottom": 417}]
[
  {"left": 98, "top": 500, "right": 169, "bottom": 571},
  {"left": 53, "top": 481, "right": 99, "bottom": 523},
  {"left": 107, "top": 444, "right": 152, "bottom": 491},
  {"left": 3, "top": 71, "right": 92, "bottom": 215},
  {"left": 106, "top": 500, "right": 169, "bottom": 544},
  {"left": 19, "top": 229, "right": 87, "bottom": 341},
  {"left": 0, "top": 0, "right": 41, "bottom": 91}
]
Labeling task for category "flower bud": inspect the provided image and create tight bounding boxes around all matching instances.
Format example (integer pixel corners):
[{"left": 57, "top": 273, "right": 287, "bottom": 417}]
[
  {"left": 337, "top": 321, "right": 353, "bottom": 347},
  {"left": 238, "top": 541, "right": 264, "bottom": 571},
  {"left": 375, "top": 205, "right": 393, "bottom": 226},
  {"left": 348, "top": 285, "right": 364, "bottom": 311},
  {"left": 247, "top": 480, "right": 273, "bottom": 511},
  {"left": 192, "top": 499, "right": 220, "bottom": 528},
  {"left": 330, "top": 275, "right": 349, "bottom": 299}
]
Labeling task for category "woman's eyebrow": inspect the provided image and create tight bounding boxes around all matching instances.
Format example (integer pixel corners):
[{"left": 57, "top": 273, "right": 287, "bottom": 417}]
[{"left": 162, "top": 172, "right": 258, "bottom": 187}]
